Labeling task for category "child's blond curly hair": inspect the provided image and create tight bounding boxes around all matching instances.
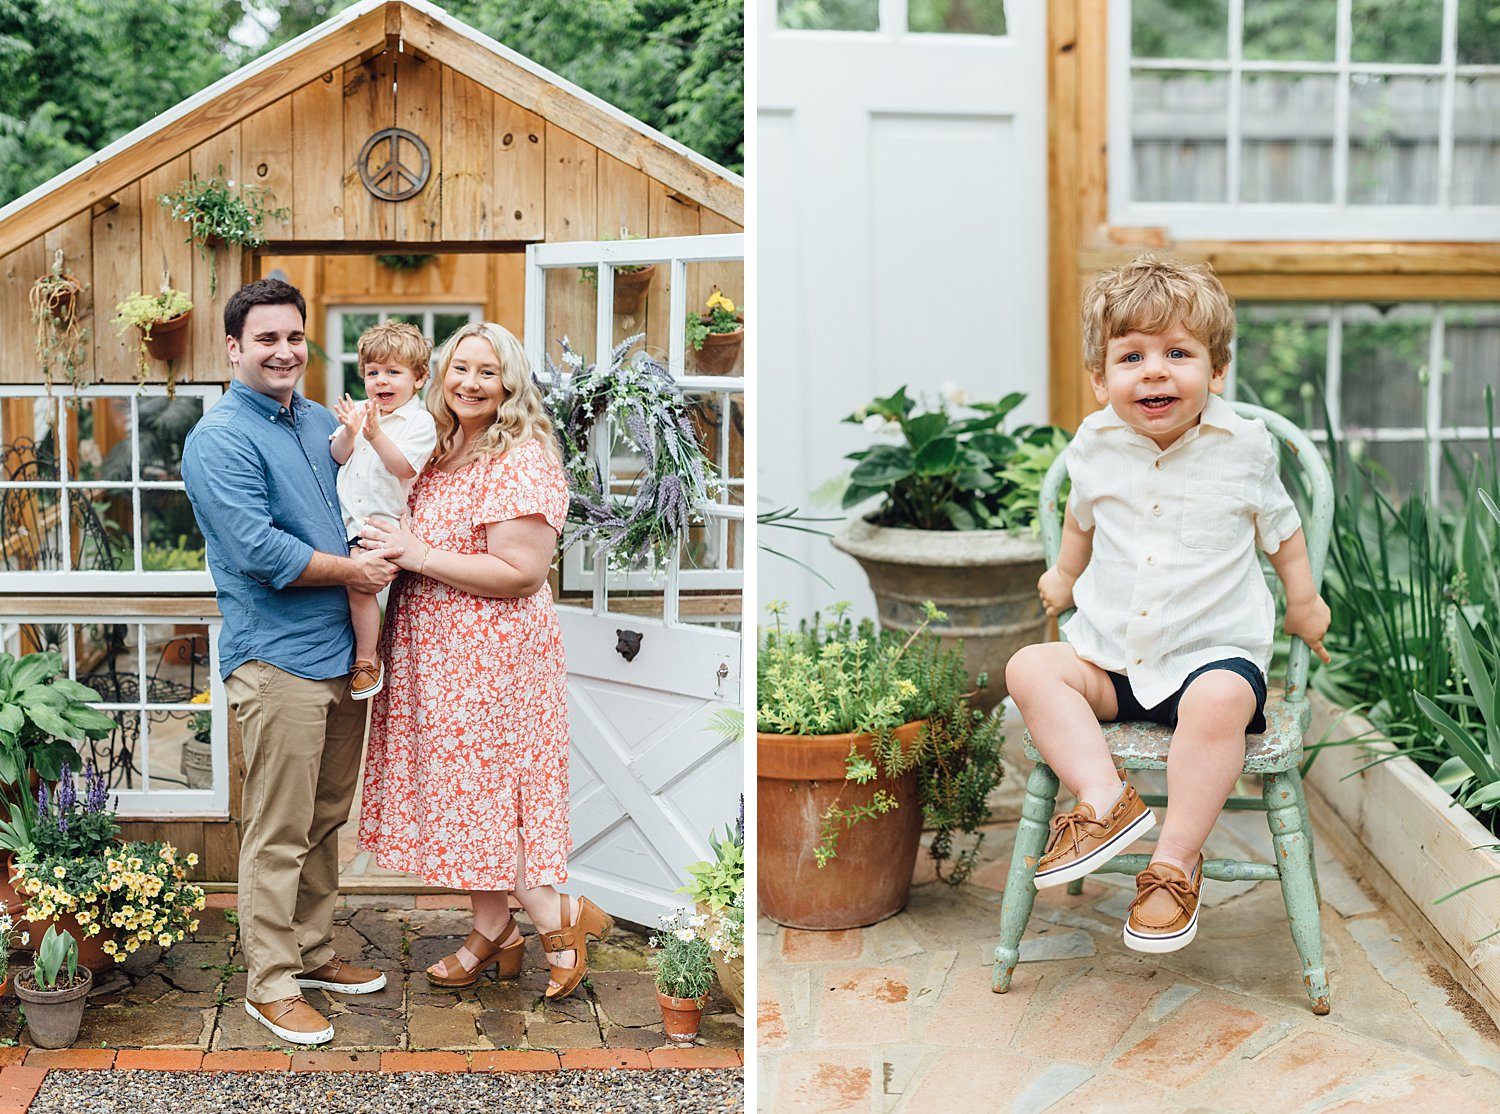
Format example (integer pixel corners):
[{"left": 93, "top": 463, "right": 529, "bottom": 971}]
[
  {"left": 357, "top": 321, "right": 432, "bottom": 381},
  {"left": 1081, "top": 254, "right": 1235, "bottom": 373}
]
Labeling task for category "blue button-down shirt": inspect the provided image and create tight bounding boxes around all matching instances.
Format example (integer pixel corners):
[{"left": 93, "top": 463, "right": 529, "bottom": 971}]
[{"left": 182, "top": 379, "right": 354, "bottom": 681}]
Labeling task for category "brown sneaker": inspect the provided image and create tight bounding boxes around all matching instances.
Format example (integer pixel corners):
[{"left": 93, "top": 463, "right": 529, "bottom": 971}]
[
  {"left": 297, "top": 954, "right": 388, "bottom": 995},
  {"left": 350, "top": 658, "right": 383, "bottom": 700},
  {"left": 245, "top": 996, "right": 334, "bottom": 1045},
  {"left": 1034, "top": 777, "right": 1155, "bottom": 889},
  {"left": 1124, "top": 855, "right": 1204, "bottom": 953}
]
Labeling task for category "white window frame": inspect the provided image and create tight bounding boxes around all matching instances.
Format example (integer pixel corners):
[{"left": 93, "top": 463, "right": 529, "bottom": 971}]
[
  {"left": 0, "top": 384, "right": 220, "bottom": 593},
  {"left": 525, "top": 233, "right": 746, "bottom": 623},
  {"left": 324, "top": 304, "right": 484, "bottom": 412},
  {"left": 1109, "top": 0, "right": 1500, "bottom": 241},
  {"left": 0, "top": 611, "right": 229, "bottom": 817}
]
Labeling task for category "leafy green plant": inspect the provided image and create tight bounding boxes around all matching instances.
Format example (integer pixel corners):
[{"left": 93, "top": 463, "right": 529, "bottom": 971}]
[
  {"left": 840, "top": 387, "right": 1070, "bottom": 532},
  {"left": 758, "top": 600, "right": 1004, "bottom": 881},
  {"left": 0, "top": 651, "right": 117, "bottom": 784},
  {"left": 374, "top": 254, "right": 436, "bottom": 271},
  {"left": 685, "top": 290, "right": 742, "bottom": 350},
  {"left": 678, "top": 823, "right": 743, "bottom": 911},
  {"left": 112, "top": 288, "right": 192, "bottom": 383},
  {"left": 579, "top": 231, "right": 650, "bottom": 286},
  {"left": 158, "top": 167, "right": 287, "bottom": 294},
  {"left": 648, "top": 907, "right": 716, "bottom": 999},
  {"left": 142, "top": 536, "right": 207, "bottom": 572},
  {"left": 30, "top": 925, "right": 78, "bottom": 990},
  {"left": 29, "top": 252, "right": 89, "bottom": 390}
]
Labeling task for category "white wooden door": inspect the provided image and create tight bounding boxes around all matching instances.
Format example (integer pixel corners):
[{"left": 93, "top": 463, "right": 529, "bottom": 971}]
[
  {"left": 525, "top": 235, "right": 745, "bottom": 928},
  {"left": 758, "top": 0, "right": 1049, "bottom": 620}
]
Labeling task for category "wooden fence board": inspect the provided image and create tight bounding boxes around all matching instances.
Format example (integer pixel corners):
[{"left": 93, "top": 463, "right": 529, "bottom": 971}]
[
  {"left": 543, "top": 124, "right": 598, "bottom": 365},
  {"left": 0, "top": 238, "right": 50, "bottom": 384},
  {"left": 292, "top": 69, "right": 346, "bottom": 241},
  {"left": 394, "top": 53, "right": 442, "bottom": 242},
  {"left": 441, "top": 68, "right": 493, "bottom": 240},
  {"left": 494, "top": 94, "right": 546, "bottom": 241},
  {"left": 189, "top": 128, "right": 243, "bottom": 375},
  {"left": 240, "top": 95, "right": 296, "bottom": 242},
  {"left": 92, "top": 181, "right": 142, "bottom": 384},
  {"left": 343, "top": 52, "right": 396, "bottom": 242}
]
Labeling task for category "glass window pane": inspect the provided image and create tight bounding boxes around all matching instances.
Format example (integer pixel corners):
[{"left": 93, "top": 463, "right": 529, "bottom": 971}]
[
  {"left": 1240, "top": 73, "right": 1337, "bottom": 203},
  {"left": 777, "top": 0, "right": 878, "bottom": 31},
  {"left": 75, "top": 489, "right": 132, "bottom": 572},
  {"left": 909, "top": 0, "right": 1006, "bottom": 36},
  {"left": 1452, "top": 77, "right": 1500, "bottom": 206},
  {"left": 1131, "top": 70, "right": 1230, "bottom": 202},
  {"left": 1340, "top": 307, "right": 1431, "bottom": 430},
  {"left": 66, "top": 397, "right": 132, "bottom": 483},
  {"left": 1243, "top": 0, "right": 1336, "bottom": 62},
  {"left": 1353, "top": 439, "right": 1428, "bottom": 499},
  {"left": 432, "top": 313, "right": 470, "bottom": 348},
  {"left": 1458, "top": 0, "right": 1500, "bottom": 63},
  {"left": 341, "top": 313, "right": 378, "bottom": 351},
  {"left": 1132, "top": 0, "right": 1228, "bottom": 60},
  {"left": 344, "top": 359, "right": 365, "bottom": 401},
  {"left": 1234, "top": 306, "right": 1330, "bottom": 428},
  {"left": 142, "top": 491, "right": 205, "bottom": 572},
  {"left": 1351, "top": 0, "right": 1442, "bottom": 64},
  {"left": 0, "top": 487, "right": 62, "bottom": 572},
  {"left": 0, "top": 398, "right": 59, "bottom": 482},
  {"left": 1442, "top": 306, "right": 1500, "bottom": 417},
  {"left": 137, "top": 396, "right": 204, "bottom": 483},
  {"left": 1348, "top": 75, "right": 1442, "bottom": 205},
  {"left": 1441, "top": 438, "right": 1496, "bottom": 502}
]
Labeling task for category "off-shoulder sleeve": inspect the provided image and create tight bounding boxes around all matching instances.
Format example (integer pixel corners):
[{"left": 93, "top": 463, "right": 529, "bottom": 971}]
[{"left": 472, "top": 438, "right": 569, "bottom": 535}]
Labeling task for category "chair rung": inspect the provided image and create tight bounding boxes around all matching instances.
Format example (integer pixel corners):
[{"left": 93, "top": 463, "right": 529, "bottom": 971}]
[
  {"left": 1136, "top": 794, "right": 1267, "bottom": 811},
  {"left": 1091, "top": 855, "right": 1281, "bottom": 882}
]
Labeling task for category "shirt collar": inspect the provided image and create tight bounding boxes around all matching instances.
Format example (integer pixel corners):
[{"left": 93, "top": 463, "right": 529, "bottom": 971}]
[
  {"left": 381, "top": 395, "right": 424, "bottom": 424},
  {"left": 231, "top": 377, "right": 306, "bottom": 421}
]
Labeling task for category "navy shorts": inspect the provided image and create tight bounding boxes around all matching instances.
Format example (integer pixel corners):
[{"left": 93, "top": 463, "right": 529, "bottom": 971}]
[{"left": 1106, "top": 657, "right": 1268, "bottom": 735}]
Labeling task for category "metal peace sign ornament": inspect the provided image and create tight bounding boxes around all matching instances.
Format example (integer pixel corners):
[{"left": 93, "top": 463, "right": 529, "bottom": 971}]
[{"left": 357, "top": 128, "right": 431, "bottom": 201}]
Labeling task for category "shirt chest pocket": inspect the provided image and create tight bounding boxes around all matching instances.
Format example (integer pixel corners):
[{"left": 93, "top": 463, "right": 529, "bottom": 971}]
[{"left": 1179, "top": 479, "right": 1249, "bottom": 551}]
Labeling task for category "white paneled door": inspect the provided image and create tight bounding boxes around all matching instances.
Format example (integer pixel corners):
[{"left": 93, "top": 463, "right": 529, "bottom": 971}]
[{"left": 758, "top": 0, "right": 1049, "bottom": 619}]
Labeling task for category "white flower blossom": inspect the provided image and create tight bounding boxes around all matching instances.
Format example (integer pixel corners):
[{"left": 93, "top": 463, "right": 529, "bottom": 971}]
[
  {"left": 941, "top": 380, "right": 971, "bottom": 407},
  {"left": 674, "top": 927, "right": 695, "bottom": 942},
  {"left": 861, "top": 414, "right": 886, "bottom": 433}
]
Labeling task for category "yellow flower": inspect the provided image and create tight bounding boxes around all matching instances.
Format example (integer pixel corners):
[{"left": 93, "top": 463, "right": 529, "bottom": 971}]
[
  {"left": 75, "top": 911, "right": 90, "bottom": 925},
  {"left": 51, "top": 865, "right": 65, "bottom": 879},
  {"left": 107, "top": 859, "right": 122, "bottom": 873},
  {"left": 706, "top": 291, "right": 735, "bottom": 314},
  {"left": 186, "top": 853, "right": 199, "bottom": 868},
  {"left": 127, "top": 857, "right": 142, "bottom": 870},
  {"left": 191, "top": 690, "right": 211, "bottom": 705},
  {"left": 85, "top": 923, "right": 99, "bottom": 937},
  {"left": 157, "top": 933, "right": 173, "bottom": 947},
  {"left": 189, "top": 919, "right": 200, "bottom": 932}
]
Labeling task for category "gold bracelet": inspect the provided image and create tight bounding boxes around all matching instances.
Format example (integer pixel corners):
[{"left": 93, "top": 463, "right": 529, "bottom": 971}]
[{"left": 418, "top": 544, "right": 431, "bottom": 575}]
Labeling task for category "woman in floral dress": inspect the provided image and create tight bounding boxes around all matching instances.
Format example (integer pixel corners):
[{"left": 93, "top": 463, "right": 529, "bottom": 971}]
[{"left": 358, "top": 322, "right": 610, "bottom": 998}]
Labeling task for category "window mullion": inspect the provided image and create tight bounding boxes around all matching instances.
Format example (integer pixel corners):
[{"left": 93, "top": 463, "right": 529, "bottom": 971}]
[
  {"left": 131, "top": 395, "right": 143, "bottom": 575},
  {"left": 1333, "top": 0, "right": 1353, "bottom": 207},
  {"left": 1438, "top": 0, "right": 1458, "bottom": 208},
  {"left": 1426, "top": 308, "right": 1445, "bottom": 495},
  {"left": 1326, "top": 309, "right": 1344, "bottom": 433},
  {"left": 1226, "top": 0, "right": 1244, "bottom": 206}
]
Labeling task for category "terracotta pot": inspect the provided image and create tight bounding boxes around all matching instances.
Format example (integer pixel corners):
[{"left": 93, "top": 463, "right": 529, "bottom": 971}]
[
  {"left": 657, "top": 990, "right": 708, "bottom": 1041},
  {"left": 0, "top": 852, "right": 26, "bottom": 920},
  {"left": 695, "top": 901, "right": 744, "bottom": 1015},
  {"left": 22, "top": 912, "right": 116, "bottom": 976},
  {"left": 143, "top": 310, "right": 192, "bottom": 364},
  {"left": 758, "top": 720, "right": 926, "bottom": 930},
  {"left": 43, "top": 281, "right": 79, "bottom": 325},
  {"left": 831, "top": 519, "right": 1047, "bottom": 712},
  {"left": 691, "top": 318, "right": 744, "bottom": 375},
  {"left": 612, "top": 264, "right": 655, "bottom": 315},
  {"left": 14, "top": 965, "right": 91, "bottom": 1048}
]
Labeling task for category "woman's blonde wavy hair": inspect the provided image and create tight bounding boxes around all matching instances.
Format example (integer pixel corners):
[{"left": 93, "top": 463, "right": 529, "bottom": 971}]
[{"left": 427, "top": 322, "right": 560, "bottom": 470}]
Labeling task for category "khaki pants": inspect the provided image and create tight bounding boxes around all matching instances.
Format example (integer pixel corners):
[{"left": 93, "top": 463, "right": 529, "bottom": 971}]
[{"left": 225, "top": 661, "right": 366, "bottom": 1003}]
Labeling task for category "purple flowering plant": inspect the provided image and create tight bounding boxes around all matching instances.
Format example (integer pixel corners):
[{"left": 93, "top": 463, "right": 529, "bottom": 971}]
[
  {"left": 30, "top": 761, "right": 118, "bottom": 861},
  {"left": 543, "top": 334, "right": 718, "bottom": 571}
]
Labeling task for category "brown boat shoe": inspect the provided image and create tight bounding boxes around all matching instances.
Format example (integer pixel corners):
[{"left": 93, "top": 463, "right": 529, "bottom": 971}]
[
  {"left": 350, "top": 658, "right": 383, "bottom": 700},
  {"left": 245, "top": 995, "right": 334, "bottom": 1045},
  {"left": 1034, "top": 776, "right": 1156, "bottom": 889},
  {"left": 1124, "top": 855, "right": 1204, "bottom": 953},
  {"left": 296, "top": 954, "right": 388, "bottom": 994}
]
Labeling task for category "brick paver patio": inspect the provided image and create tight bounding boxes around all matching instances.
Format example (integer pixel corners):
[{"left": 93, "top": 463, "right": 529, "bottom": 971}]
[{"left": 758, "top": 737, "right": 1500, "bottom": 1113}]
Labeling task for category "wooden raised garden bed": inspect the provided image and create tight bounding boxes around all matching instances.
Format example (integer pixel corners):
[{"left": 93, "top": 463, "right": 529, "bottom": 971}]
[{"left": 1305, "top": 694, "right": 1500, "bottom": 1024}]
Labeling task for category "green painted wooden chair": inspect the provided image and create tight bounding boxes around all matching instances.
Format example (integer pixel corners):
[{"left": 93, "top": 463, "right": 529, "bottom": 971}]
[{"left": 991, "top": 402, "right": 1335, "bottom": 1015}]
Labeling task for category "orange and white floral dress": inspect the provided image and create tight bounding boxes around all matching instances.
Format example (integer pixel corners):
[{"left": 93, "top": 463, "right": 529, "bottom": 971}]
[{"left": 359, "top": 437, "right": 571, "bottom": 890}]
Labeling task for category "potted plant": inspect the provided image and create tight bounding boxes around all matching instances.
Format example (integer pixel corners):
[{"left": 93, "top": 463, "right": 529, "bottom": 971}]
[
  {"left": 757, "top": 600, "right": 1004, "bottom": 929},
  {"left": 181, "top": 689, "right": 214, "bottom": 789},
  {"left": 686, "top": 290, "right": 743, "bottom": 374},
  {"left": 831, "top": 386, "right": 1070, "bottom": 709},
  {"left": 158, "top": 166, "right": 288, "bottom": 295},
  {"left": 0, "top": 907, "right": 27, "bottom": 996},
  {"left": 112, "top": 288, "right": 193, "bottom": 391},
  {"left": 649, "top": 907, "right": 717, "bottom": 1042},
  {"left": 677, "top": 806, "right": 745, "bottom": 1014},
  {"left": 14, "top": 925, "right": 90, "bottom": 1048},
  {"left": 28, "top": 251, "right": 90, "bottom": 390},
  {"left": 0, "top": 650, "right": 119, "bottom": 786},
  {"left": 14, "top": 762, "right": 205, "bottom": 972},
  {"left": 579, "top": 231, "right": 656, "bottom": 316}
]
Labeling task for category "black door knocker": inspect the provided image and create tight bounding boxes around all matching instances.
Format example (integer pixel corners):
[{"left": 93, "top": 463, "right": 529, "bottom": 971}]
[{"left": 616, "top": 629, "right": 643, "bottom": 662}]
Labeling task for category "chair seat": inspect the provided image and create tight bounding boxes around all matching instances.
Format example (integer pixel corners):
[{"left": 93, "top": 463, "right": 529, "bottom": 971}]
[{"left": 1021, "top": 687, "right": 1310, "bottom": 773}]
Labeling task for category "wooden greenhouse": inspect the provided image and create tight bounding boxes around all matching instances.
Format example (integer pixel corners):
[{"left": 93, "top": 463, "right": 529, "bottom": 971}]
[{"left": 0, "top": 0, "right": 745, "bottom": 895}]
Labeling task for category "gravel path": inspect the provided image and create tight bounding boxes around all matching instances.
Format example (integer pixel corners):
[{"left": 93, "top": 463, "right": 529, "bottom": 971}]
[{"left": 29, "top": 1069, "right": 745, "bottom": 1113}]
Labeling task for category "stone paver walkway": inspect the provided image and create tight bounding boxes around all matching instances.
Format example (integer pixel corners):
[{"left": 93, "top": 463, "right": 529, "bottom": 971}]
[{"left": 758, "top": 748, "right": 1500, "bottom": 1112}]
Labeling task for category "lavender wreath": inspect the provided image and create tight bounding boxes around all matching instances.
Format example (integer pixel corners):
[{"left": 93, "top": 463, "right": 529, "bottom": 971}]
[{"left": 544, "top": 334, "right": 717, "bottom": 572}]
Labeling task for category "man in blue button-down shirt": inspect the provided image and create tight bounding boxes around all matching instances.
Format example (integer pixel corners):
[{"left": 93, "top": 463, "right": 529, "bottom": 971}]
[{"left": 182, "top": 279, "right": 400, "bottom": 1046}]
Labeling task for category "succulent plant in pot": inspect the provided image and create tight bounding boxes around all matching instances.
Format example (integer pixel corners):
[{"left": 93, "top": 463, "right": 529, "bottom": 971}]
[
  {"left": 14, "top": 925, "right": 91, "bottom": 1048},
  {"left": 113, "top": 287, "right": 193, "bottom": 391},
  {"left": 29, "top": 251, "right": 90, "bottom": 390}
]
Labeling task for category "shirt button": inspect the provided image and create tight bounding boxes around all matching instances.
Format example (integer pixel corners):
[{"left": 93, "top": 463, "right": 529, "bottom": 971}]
[
  {"left": 1146, "top": 555, "right": 1155, "bottom": 565},
  {"left": 1134, "top": 656, "right": 1143, "bottom": 664},
  {"left": 1139, "top": 608, "right": 1148, "bottom": 616},
  {"left": 1154, "top": 460, "right": 1162, "bottom": 469},
  {"left": 1152, "top": 504, "right": 1162, "bottom": 516}
]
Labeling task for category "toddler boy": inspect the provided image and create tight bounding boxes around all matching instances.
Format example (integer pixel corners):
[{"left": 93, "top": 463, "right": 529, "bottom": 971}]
[
  {"left": 330, "top": 321, "right": 438, "bottom": 699},
  {"left": 1005, "top": 254, "right": 1331, "bottom": 952}
]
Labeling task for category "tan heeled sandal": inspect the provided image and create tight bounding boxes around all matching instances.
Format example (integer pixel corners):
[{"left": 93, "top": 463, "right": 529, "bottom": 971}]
[
  {"left": 426, "top": 920, "right": 524, "bottom": 989},
  {"left": 541, "top": 894, "right": 614, "bottom": 1000}
]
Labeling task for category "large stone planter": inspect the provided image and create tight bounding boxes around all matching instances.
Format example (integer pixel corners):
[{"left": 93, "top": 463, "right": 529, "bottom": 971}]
[
  {"left": 758, "top": 721, "right": 926, "bottom": 930},
  {"left": 1305, "top": 694, "right": 1500, "bottom": 1024},
  {"left": 832, "top": 519, "right": 1047, "bottom": 711}
]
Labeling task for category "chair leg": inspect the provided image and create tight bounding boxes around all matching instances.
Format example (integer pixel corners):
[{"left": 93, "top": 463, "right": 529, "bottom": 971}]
[
  {"left": 1066, "top": 877, "right": 1084, "bottom": 896},
  {"left": 1286, "top": 766, "right": 1320, "bottom": 903},
  {"left": 993, "top": 762, "right": 1059, "bottom": 993},
  {"left": 1263, "top": 770, "right": 1331, "bottom": 1015}
]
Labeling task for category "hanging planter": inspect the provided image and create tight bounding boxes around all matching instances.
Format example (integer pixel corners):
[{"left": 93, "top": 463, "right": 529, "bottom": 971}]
[
  {"left": 29, "top": 251, "right": 90, "bottom": 390},
  {"left": 158, "top": 167, "right": 286, "bottom": 296},
  {"left": 686, "top": 291, "right": 744, "bottom": 375},
  {"left": 611, "top": 264, "right": 656, "bottom": 315},
  {"left": 113, "top": 288, "right": 194, "bottom": 393}
]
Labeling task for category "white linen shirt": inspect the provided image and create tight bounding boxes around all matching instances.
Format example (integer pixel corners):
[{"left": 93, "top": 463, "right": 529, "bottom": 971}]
[
  {"left": 1062, "top": 394, "right": 1302, "bottom": 708},
  {"left": 333, "top": 396, "right": 439, "bottom": 539}
]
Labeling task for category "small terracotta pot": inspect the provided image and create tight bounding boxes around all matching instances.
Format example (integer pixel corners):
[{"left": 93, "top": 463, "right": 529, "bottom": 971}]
[
  {"left": 758, "top": 720, "right": 927, "bottom": 930},
  {"left": 657, "top": 990, "right": 708, "bottom": 1041},
  {"left": 14, "top": 965, "right": 92, "bottom": 1048},
  {"left": 44, "top": 281, "right": 80, "bottom": 325},
  {"left": 612, "top": 264, "right": 655, "bottom": 315},
  {"left": 692, "top": 318, "right": 744, "bottom": 375},
  {"left": 0, "top": 852, "right": 26, "bottom": 920},
  {"left": 143, "top": 310, "right": 192, "bottom": 364}
]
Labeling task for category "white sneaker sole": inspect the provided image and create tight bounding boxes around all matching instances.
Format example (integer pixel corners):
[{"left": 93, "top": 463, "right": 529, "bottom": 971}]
[
  {"left": 244, "top": 1001, "right": 334, "bottom": 1045},
  {"left": 350, "top": 674, "right": 383, "bottom": 701},
  {"left": 1123, "top": 905, "right": 1200, "bottom": 953},
  {"left": 1034, "top": 809, "right": 1156, "bottom": 890},
  {"left": 296, "top": 971, "right": 388, "bottom": 995}
]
